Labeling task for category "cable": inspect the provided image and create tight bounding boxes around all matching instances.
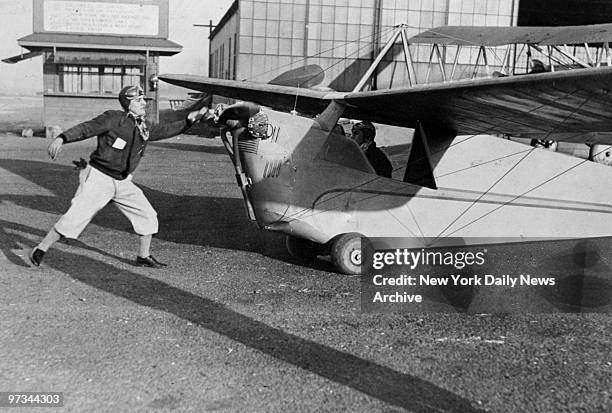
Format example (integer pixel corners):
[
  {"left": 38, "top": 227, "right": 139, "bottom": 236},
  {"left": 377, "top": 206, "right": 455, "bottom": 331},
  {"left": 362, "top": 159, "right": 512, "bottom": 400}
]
[
  {"left": 241, "top": 25, "right": 397, "bottom": 83},
  {"left": 430, "top": 93, "right": 595, "bottom": 243},
  {"left": 282, "top": 87, "right": 592, "bottom": 231},
  {"left": 431, "top": 146, "right": 534, "bottom": 244},
  {"left": 433, "top": 136, "right": 598, "bottom": 242},
  {"left": 435, "top": 148, "right": 533, "bottom": 179}
]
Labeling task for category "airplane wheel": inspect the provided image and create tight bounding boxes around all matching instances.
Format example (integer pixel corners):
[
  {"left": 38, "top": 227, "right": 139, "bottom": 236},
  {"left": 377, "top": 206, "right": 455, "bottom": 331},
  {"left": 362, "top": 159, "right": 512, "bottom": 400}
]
[
  {"left": 286, "top": 235, "right": 323, "bottom": 259},
  {"left": 331, "top": 232, "right": 365, "bottom": 275}
]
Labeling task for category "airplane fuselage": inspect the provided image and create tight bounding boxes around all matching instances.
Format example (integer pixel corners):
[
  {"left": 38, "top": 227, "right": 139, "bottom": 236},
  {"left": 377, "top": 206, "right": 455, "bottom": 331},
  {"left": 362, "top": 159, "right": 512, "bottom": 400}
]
[{"left": 234, "top": 108, "right": 612, "bottom": 250}]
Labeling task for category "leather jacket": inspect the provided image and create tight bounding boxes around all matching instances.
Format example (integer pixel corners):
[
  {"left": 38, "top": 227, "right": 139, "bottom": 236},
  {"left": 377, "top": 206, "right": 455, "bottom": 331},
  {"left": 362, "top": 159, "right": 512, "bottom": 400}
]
[{"left": 60, "top": 110, "right": 191, "bottom": 180}]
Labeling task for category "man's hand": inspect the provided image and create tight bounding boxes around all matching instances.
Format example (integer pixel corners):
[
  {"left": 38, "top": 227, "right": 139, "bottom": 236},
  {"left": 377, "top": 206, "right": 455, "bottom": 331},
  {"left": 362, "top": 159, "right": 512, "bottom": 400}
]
[
  {"left": 48, "top": 137, "right": 64, "bottom": 160},
  {"left": 72, "top": 158, "right": 88, "bottom": 170},
  {"left": 213, "top": 103, "right": 228, "bottom": 124},
  {"left": 202, "top": 108, "right": 215, "bottom": 122},
  {"left": 187, "top": 106, "right": 211, "bottom": 124}
]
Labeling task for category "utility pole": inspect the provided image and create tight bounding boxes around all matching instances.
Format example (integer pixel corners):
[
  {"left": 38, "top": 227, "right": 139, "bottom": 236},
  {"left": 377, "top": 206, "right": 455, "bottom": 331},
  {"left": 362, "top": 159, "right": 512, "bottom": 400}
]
[{"left": 193, "top": 19, "right": 216, "bottom": 37}]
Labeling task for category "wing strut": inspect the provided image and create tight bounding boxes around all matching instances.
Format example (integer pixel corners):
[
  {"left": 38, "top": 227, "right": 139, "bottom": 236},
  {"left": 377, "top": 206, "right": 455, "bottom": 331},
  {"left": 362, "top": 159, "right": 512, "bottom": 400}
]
[
  {"left": 403, "top": 122, "right": 438, "bottom": 189},
  {"left": 352, "top": 24, "right": 418, "bottom": 91}
]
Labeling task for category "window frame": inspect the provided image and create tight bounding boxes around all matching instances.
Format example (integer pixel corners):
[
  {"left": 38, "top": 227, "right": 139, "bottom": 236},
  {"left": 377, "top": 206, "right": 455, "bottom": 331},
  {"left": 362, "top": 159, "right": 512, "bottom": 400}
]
[{"left": 57, "top": 64, "right": 145, "bottom": 95}]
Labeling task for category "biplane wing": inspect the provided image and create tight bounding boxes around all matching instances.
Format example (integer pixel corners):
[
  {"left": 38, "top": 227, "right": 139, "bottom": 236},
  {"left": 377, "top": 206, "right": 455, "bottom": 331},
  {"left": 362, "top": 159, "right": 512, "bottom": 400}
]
[
  {"left": 161, "top": 66, "right": 612, "bottom": 143},
  {"left": 410, "top": 23, "right": 612, "bottom": 46}
]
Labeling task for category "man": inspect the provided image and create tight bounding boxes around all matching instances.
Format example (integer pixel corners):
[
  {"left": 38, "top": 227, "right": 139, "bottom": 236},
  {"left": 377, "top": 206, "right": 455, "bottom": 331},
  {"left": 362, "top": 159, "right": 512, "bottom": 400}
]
[
  {"left": 351, "top": 121, "right": 393, "bottom": 178},
  {"left": 30, "top": 85, "right": 207, "bottom": 268}
]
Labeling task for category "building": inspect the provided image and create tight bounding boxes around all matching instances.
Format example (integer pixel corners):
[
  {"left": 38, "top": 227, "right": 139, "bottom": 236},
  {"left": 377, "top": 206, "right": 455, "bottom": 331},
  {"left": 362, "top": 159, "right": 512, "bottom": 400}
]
[
  {"left": 209, "top": 0, "right": 612, "bottom": 91},
  {"left": 5, "top": 0, "right": 182, "bottom": 137},
  {"left": 209, "top": 0, "right": 520, "bottom": 91}
]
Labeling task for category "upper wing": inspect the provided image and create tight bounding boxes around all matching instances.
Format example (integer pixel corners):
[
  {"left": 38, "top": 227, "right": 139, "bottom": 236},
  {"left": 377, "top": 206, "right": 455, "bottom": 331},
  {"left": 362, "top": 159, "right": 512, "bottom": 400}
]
[
  {"left": 160, "top": 67, "right": 612, "bottom": 144},
  {"left": 409, "top": 23, "right": 612, "bottom": 46}
]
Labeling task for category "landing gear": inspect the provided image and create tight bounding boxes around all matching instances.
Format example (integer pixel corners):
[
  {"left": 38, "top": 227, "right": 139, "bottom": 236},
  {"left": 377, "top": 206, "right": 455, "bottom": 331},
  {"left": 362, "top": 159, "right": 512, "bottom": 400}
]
[
  {"left": 285, "top": 235, "right": 324, "bottom": 259},
  {"left": 331, "top": 232, "right": 365, "bottom": 275},
  {"left": 286, "top": 233, "right": 367, "bottom": 275}
]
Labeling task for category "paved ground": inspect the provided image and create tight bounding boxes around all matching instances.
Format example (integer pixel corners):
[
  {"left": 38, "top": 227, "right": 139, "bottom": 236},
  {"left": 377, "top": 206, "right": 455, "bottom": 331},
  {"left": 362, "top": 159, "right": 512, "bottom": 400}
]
[{"left": 0, "top": 120, "right": 611, "bottom": 411}]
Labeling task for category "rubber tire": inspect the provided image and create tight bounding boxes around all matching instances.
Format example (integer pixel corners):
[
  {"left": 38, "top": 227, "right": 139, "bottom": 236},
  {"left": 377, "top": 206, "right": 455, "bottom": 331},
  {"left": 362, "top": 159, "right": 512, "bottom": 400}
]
[
  {"left": 285, "top": 235, "right": 323, "bottom": 259},
  {"left": 331, "top": 232, "right": 365, "bottom": 275}
]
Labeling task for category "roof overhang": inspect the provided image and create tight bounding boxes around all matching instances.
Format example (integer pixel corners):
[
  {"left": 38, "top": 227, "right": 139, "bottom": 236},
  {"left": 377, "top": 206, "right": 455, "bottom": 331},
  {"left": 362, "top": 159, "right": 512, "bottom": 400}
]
[
  {"left": 2, "top": 50, "right": 44, "bottom": 64},
  {"left": 18, "top": 33, "right": 182, "bottom": 56}
]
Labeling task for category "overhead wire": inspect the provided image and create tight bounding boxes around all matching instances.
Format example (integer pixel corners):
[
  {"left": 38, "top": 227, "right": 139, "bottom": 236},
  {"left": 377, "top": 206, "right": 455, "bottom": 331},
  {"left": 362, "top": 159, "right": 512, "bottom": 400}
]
[
  {"left": 242, "top": 25, "right": 397, "bottom": 83},
  {"left": 241, "top": 20, "right": 527, "bottom": 86}
]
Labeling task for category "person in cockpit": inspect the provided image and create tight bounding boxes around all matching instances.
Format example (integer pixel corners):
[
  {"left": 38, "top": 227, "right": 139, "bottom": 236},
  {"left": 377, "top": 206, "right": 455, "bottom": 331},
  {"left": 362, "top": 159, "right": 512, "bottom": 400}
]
[{"left": 350, "top": 121, "right": 392, "bottom": 178}]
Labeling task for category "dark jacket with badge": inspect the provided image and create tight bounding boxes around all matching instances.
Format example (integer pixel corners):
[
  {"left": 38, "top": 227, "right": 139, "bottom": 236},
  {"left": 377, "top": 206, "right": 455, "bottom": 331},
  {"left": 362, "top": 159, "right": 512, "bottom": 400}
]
[{"left": 59, "top": 110, "right": 191, "bottom": 180}]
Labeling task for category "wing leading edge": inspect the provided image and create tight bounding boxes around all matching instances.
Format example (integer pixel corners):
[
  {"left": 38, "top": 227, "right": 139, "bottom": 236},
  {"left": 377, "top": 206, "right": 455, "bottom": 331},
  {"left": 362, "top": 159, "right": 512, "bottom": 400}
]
[
  {"left": 159, "top": 74, "right": 339, "bottom": 116},
  {"left": 160, "top": 67, "right": 612, "bottom": 144}
]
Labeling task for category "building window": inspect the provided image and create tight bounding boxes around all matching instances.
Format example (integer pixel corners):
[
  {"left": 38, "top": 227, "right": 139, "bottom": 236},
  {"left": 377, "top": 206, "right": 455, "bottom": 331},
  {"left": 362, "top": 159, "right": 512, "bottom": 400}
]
[
  {"left": 122, "top": 67, "right": 144, "bottom": 90},
  {"left": 59, "top": 65, "right": 98, "bottom": 93},
  {"left": 58, "top": 65, "right": 144, "bottom": 94},
  {"left": 102, "top": 67, "right": 123, "bottom": 93}
]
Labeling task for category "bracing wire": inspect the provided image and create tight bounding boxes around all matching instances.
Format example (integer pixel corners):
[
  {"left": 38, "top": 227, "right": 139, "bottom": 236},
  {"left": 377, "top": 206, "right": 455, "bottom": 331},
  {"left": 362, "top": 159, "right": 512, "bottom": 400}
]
[
  {"left": 432, "top": 136, "right": 603, "bottom": 243},
  {"left": 430, "top": 93, "right": 595, "bottom": 244},
  {"left": 227, "top": 20, "right": 607, "bottom": 242},
  {"left": 241, "top": 25, "right": 397, "bottom": 83},
  {"left": 431, "top": 147, "right": 535, "bottom": 244},
  {"left": 283, "top": 88, "right": 593, "bottom": 234}
]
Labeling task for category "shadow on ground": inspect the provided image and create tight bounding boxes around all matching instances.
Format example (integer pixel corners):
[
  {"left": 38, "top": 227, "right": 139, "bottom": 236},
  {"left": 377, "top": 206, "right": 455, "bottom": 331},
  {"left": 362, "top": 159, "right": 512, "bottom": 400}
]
[
  {"left": 0, "top": 158, "right": 334, "bottom": 271},
  {"left": 0, "top": 219, "right": 484, "bottom": 413}
]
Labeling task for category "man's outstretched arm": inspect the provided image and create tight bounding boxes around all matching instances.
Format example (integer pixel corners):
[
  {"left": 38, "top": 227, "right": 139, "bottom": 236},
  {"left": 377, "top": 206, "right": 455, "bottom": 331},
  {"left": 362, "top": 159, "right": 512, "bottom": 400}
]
[
  {"left": 48, "top": 111, "right": 113, "bottom": 160},
  {"left": 148, "top": 107, "right": 213, "bottom": 141}
]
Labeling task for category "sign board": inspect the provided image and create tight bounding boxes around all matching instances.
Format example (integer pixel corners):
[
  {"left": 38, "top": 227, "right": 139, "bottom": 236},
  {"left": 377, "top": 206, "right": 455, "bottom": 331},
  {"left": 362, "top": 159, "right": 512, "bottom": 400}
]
[{"left": 34, "top": 0, "right": 169, "bottom": 38}]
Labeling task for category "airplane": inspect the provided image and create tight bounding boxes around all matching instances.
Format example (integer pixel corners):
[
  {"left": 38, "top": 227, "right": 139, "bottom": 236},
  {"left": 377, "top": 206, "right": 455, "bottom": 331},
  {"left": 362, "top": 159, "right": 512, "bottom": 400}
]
[{"left": 159, "top": 23, "right": 612, "bottom": 274}]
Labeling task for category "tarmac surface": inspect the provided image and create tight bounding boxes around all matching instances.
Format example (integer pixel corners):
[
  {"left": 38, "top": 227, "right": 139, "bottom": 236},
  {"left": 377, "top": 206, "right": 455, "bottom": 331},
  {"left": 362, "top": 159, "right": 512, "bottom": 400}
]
[{"left": 0, "top": 123, "right": 611, "bottom": 411}]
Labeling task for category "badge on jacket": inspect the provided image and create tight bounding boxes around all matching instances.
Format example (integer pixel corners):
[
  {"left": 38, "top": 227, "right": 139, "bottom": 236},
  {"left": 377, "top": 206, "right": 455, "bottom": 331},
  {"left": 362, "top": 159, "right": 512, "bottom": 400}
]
[{"left": 112, "top": 137, "right": 127, "bottom": 149}]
